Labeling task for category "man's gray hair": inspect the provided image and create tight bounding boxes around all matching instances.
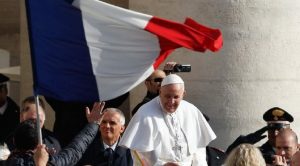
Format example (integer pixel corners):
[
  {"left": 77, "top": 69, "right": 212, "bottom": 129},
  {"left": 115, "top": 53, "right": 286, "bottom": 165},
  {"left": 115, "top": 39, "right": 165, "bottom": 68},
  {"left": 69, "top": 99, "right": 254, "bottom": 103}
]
[{"left": 104, "top": 108, "right": 126, "bottom": 125}]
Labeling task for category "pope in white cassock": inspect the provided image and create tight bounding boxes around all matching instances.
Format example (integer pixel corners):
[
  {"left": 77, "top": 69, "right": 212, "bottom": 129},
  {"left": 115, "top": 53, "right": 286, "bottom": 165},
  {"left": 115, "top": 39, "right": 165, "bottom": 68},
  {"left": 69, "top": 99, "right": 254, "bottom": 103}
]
[{"left": 119, "top": 74, "right": 216, "bottom": 166}]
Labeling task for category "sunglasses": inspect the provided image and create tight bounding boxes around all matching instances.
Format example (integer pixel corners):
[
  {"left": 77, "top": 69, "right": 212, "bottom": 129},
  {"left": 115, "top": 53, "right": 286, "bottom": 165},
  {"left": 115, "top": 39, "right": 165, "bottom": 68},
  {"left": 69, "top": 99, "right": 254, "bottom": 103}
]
[
  {"left": 147, "top": 77, "right": 163, "bottom": 83},
  {"left": 153, "top": 78, "right": 163, "bottom": 83}
]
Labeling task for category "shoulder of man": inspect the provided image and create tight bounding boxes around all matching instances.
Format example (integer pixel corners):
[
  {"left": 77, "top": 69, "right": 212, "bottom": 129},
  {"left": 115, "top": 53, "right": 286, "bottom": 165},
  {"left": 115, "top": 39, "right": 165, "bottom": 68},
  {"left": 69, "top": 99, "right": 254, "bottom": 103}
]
[
  {"left": 6, "top": 97, "right": 20, "bottom": 113},
  {"left": 259, "top": 141, "right": 275, "bottom": 154},
  {"left": 135, "top": 97, "right": 161, "bottom": 116},
  {"left": 115, "top": 145, "right": 131, "bottom": 155},
  {"left": 42, "top": 128, "right": 61, "bottom": 153}
]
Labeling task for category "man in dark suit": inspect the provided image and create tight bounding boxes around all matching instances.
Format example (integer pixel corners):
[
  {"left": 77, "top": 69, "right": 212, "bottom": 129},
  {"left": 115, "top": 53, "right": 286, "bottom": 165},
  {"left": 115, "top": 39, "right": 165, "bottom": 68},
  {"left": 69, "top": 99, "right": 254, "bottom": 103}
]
[
  {"left": 78, "top": 108, "right": 132, "bottom": 166},
  {"left": 0, "top": 74, "right": 19, "bottom": 144},
  {"left": 131, "top": 70, "right": 166, "bottom": 116},
  {"left": 45, "top": 93, "right": 128, "bottom": 148}
]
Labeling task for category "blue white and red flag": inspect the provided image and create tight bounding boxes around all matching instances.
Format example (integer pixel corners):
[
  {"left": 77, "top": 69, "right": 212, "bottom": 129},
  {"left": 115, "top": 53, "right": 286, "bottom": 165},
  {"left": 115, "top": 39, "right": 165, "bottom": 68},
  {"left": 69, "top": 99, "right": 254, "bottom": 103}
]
[{"left": 26, "top": 0, "right": 222, "bottom": 102}]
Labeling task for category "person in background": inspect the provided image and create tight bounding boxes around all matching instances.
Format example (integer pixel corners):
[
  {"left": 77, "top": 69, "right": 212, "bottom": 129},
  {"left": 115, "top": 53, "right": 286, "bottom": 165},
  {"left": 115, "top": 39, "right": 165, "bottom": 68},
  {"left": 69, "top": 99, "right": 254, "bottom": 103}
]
[
  {"left": 226, "top": 107, "right": 294, "bottom": 165},
  {"left": 0, "top": 73, "right": 19, "bottom": 144},
  {"left": 45, "top": 93, "right": 129, "bottom": 147},
  {"left": 131, "top": 69, "right": 166, "bottom": 116},
  {"left": 260, "top": 107, "right": 294, "bottom": 164},
  {"left": 6, "top": 96, "right": 61, "bottom": 154},
  {"left": 224, "top": 143, "right": 266, "bottom": 166},
  {"left": 120, "top": 74, "right": 216, "bottom": 165},
  {"left": 5, "top": 102, "right": 105, "bottom": 166},
  {"left": 131, "top": 62, "right": 177, "bottom": 116},
  {"left": 78, "top": 108, "right": 132, "bottom": 166},
  {"left": 273, "top": 128, "right": 298, "bottom": 166}
]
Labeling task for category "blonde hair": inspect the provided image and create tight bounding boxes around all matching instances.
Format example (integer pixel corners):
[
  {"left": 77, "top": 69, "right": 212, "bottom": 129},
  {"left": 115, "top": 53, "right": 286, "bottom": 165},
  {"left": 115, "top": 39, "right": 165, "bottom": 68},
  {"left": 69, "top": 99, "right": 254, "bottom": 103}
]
[{"left": 224, "top": 144, "right": 266, "bottom": 166}]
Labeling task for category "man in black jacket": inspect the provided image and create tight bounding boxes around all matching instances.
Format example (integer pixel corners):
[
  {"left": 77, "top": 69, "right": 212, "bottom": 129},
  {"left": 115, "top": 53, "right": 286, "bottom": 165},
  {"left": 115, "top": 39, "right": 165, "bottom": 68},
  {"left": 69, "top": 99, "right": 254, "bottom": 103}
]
[
  {"left": 131, "top": 69, "right": 166, "bottom": 116},
  {"left": 5, "top": 101, "right": 105, "bottom": 166},
  {"left": 0, "top": 74, "right": 20, "bottom": 144},
  {"left": 78, "top": 108, "right": 132, "bottom": 166}
]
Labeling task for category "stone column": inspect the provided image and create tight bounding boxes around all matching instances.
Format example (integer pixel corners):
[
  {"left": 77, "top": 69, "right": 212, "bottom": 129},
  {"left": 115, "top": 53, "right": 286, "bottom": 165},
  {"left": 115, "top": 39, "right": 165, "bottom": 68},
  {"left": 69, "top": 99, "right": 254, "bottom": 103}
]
[
  {"left": 0, "top": 0, "right": 20, "bottom": 103},
  {"left": 129, "top": 0, "right": 300, "bottom": 149}
]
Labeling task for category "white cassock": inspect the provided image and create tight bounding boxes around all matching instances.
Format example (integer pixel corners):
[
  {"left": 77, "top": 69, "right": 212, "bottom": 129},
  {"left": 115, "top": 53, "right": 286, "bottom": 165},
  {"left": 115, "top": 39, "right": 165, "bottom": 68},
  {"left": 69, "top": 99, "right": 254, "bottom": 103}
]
[{"left": 119, "top": 97, "right": 216, "bottom": 166}]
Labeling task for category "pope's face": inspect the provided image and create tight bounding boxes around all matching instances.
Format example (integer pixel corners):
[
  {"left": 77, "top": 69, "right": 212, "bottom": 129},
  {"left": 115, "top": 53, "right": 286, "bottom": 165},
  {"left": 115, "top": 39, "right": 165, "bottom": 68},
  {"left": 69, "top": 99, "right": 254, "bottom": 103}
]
[
  {"left": 100, "top": 111, "right": 125, "bottom": 145},
  {"left": 159, "top": 84, "right": 185, "bottom": 113},
  {"left": 20, "top": 103, "right": 45, "bottom": 128}
]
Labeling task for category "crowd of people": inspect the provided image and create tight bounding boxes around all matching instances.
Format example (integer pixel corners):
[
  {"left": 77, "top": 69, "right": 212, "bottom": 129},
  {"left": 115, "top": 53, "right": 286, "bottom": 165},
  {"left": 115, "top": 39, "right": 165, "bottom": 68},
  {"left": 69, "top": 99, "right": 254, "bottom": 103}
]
[{"left": 0, "top": 65, "right": 299, "bottom": 166}]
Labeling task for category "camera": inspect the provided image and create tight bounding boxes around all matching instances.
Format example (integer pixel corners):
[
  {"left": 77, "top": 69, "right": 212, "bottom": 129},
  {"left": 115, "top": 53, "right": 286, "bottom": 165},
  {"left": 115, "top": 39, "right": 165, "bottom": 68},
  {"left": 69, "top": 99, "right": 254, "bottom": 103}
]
[{"left": 171, "top": 64, "right": 191, "bottom": 73}]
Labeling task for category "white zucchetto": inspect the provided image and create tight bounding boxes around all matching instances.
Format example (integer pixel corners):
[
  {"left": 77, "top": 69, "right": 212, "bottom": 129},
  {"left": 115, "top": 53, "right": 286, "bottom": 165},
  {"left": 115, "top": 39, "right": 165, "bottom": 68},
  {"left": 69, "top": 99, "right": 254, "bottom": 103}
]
[{"left": 161, "top": 74, "right": 184, "bottom": 87}]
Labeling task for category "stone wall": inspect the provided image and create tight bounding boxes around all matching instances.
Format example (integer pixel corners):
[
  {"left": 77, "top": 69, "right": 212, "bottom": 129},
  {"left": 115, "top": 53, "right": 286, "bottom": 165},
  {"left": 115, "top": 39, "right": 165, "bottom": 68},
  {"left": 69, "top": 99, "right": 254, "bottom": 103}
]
[{"left": 129, "top": 0, "right": 300, "bottom": 149}]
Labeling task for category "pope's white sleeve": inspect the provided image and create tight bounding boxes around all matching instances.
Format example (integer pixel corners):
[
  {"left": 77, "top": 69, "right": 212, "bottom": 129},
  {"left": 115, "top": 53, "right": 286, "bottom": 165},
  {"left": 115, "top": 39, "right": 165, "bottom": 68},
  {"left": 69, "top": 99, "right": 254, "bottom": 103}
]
[{"left": 192, "top": 147, "right": 208, "bottom": 166}]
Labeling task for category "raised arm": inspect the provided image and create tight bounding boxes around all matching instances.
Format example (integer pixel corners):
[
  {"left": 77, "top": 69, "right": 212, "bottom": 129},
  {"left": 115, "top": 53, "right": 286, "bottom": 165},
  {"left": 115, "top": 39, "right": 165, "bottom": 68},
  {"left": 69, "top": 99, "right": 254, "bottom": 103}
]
[{"left": 49, "top": 102, "right": 105, "bottom": 166}]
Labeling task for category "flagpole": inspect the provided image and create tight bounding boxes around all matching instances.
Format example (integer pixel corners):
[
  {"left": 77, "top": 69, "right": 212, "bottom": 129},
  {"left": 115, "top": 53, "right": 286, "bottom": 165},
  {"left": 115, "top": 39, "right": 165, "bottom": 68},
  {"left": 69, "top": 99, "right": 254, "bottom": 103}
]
[{"left": 34, "top": 95, "right": 43, "bottom": 145}]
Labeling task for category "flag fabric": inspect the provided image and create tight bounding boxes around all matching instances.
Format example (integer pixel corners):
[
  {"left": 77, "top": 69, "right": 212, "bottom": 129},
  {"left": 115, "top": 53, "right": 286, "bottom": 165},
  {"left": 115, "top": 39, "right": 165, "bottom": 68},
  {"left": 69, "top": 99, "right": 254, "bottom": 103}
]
[{"left": 26, "top": 0, "right": 222, "bottom": 102}]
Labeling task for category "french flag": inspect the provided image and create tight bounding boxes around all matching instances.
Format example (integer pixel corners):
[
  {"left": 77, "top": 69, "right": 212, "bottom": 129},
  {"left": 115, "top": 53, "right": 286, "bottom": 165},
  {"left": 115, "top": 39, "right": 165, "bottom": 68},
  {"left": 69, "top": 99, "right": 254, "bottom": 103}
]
[{"left": 26, "top": 0, "right": 222, "bottom": 102}]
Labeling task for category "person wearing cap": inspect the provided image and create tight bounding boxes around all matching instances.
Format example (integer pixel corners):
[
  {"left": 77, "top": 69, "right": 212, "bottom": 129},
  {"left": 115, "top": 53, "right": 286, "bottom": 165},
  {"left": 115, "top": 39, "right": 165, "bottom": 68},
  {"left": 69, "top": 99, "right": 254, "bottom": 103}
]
[
  {"left": 119, "top": 74, "right": 216, "bottom": 165},
  {"left": 0, "top": 73, "right": 20, "bottom": 144},
  {"left": 261, "top": 107, "right": 293, "bottom": 163},
  {"left": 226, "top": 107, "right": 294, "bottom": 165}
]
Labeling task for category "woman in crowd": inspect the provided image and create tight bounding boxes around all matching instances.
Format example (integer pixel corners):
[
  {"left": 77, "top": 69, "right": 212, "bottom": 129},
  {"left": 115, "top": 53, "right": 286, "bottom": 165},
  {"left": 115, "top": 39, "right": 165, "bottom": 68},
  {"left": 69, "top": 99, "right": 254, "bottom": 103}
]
[{"left": 224, "top": 143, "right": 266, "bottom": 166}]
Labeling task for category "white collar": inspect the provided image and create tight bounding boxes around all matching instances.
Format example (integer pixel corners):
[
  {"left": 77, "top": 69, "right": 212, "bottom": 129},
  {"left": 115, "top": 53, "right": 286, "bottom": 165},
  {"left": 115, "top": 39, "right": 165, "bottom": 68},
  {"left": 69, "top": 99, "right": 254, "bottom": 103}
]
[
  {"left": 103, "top": 140, "right": 118, "bottom": 151},
  {"left": 0, "top": 100, "right": 8, "bottom": 115}
]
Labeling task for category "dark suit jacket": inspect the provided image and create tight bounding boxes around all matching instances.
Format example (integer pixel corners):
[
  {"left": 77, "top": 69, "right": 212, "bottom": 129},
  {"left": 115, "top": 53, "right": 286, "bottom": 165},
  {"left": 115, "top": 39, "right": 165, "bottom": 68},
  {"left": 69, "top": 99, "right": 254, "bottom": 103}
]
[
  {"left": 78, "top": 133, "right": 133, "bottom": 166},
  {"left": 45, "top": 94, "right": 128, "bottom": 148},
  {"left": 0, "top": 97, "right": 19, "bottom": 143},
  {"left": 259, "top": 141, "right": 275, "bottom": 164},
  {"left": 131, "top": 91, "right": 157, "bottom": 116}
]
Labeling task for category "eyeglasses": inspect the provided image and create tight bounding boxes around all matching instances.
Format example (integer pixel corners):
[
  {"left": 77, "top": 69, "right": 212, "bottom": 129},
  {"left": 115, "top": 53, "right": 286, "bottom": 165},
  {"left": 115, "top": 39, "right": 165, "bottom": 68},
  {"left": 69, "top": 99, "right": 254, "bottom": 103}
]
[{"left": 147, "top": 78, "right": 163, "bottom": 83}]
